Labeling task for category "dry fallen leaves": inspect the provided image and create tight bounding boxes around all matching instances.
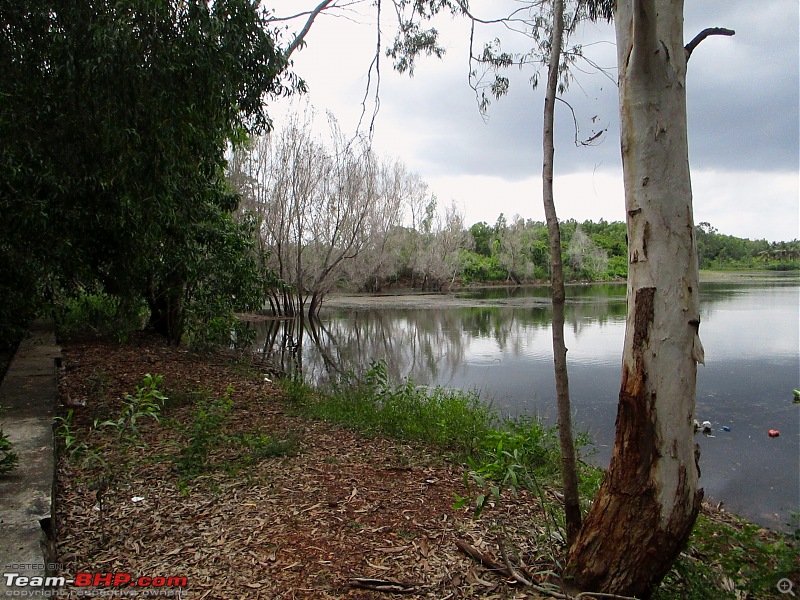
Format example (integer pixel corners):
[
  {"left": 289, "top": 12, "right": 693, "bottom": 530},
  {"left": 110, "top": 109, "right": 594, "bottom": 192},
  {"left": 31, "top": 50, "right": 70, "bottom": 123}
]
[{"left": 55, "top": 335, "right": 557, "bottom": 599}]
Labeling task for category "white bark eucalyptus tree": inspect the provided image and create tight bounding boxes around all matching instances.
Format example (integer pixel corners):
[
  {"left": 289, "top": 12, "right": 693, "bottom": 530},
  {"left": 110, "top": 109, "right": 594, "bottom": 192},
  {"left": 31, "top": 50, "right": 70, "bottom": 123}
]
[{"left": 563, "top": 1, "right": 733, "bottom": 596}]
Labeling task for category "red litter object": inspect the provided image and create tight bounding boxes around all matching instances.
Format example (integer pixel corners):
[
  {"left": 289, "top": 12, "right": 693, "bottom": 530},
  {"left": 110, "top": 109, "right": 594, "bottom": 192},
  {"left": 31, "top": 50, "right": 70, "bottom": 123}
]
[{"left": 768, "top": 430, "right": 780, "bottom": 438}]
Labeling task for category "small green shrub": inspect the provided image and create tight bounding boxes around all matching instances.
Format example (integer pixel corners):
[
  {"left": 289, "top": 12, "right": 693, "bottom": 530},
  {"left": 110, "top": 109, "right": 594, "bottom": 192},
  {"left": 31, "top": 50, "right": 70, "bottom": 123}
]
[
  {"left": 175, "top": 388, "right": 234, "bottom": 478},
  {"left": 101, "top": 373, "right": 165, "bottom": 439},
  {"left": 54, "top": 409, "right": 88, "bottom": 461}
]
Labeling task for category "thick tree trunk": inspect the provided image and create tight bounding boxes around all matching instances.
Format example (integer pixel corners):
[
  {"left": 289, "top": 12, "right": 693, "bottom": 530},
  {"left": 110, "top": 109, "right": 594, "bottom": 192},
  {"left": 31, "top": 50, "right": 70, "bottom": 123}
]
[
  {"left": 564, "top": 1, "right": 705, "bottom": 597},
  {"left": 542, "top": 0, "right": 582, "bottom": 545},
  {"left": 147, "top": 271, "right": 186, "bottom": 344}
]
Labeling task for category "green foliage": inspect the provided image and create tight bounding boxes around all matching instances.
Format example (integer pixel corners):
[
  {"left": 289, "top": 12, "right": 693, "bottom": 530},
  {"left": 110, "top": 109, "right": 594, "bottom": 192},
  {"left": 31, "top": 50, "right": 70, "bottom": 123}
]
[
  {"left": 654, "top": 513, "right": 800, "bottom": 599},
  {"left": 386, "top": 1, "right": 461, "bottom": 75},
  {"left": 175, "top": 388, "right": 234, "bottom": 478},
  {"left": 54, "top": 290, "right": 147, "bottom": 343},
  {"left": 100, "top": 374, "right": 165, "bottom": 439},
  {"left": 238, "top": 432, "right": 298, "bottom": 463},
  {"left": 434, "top": 217, "right": 799, "bottom": 286},
  {"left": 455, "top": 420, "right": 560, "bottom": 515},
  {"left": 452, "top": 218, "right": 799, "bottom": 285},
  {"left": 0, "top": 428, "right": 18, "bottom": 475},
  {"left": 458, "top": 218, "right": 628, "bottom": 284},
  {"left": 54, "top": 409, "right": 90, "bottom": 462},
  {"left": 469, "top": 222, "right": 495, "bottom": 257},
  {"left": 179, "top": 213, "right": 269, "bottom": 350},
  {"left": 56, "top": 374, "right": 165, "bottom": 467},
  {"left": 696, "top": 222, "right": 800, "bottom": 271},
  {"left": 174, "top": 386, "right": 296, "bottom": 482},
  {"left": 293, "top": 360, "right": 497, "bottom": 458},
  {"left": 459, "top": 250, "right": 508, "bottom": 283},
  {"left": 1, "top": 0, "right": 293, "bottom": 347},
  {"left": 54, "top": 374, "right": 165, "bottom": 545}
]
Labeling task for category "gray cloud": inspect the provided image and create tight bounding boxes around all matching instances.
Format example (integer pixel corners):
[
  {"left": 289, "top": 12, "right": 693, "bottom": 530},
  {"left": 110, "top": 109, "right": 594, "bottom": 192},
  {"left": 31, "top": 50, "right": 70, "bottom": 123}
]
[
  {"left": 375, "top": 0, "right": 798, "bottom": 180},
  {"left": 278, "top": 0, "right": 797, "bottom": 239}
]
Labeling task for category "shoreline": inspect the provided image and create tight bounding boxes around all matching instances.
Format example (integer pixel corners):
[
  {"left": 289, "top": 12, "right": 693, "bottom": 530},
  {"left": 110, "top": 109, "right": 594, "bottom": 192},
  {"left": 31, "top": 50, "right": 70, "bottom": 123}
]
[{"left": 319, "top": 270, "right": 798, "bottom": 310}]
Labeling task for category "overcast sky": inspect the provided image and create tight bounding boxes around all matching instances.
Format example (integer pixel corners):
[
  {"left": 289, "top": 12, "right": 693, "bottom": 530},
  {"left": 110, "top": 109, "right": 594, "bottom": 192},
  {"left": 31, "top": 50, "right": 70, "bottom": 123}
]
[{"left": 268, "top": 1, "right": 799, "bottom": 242}]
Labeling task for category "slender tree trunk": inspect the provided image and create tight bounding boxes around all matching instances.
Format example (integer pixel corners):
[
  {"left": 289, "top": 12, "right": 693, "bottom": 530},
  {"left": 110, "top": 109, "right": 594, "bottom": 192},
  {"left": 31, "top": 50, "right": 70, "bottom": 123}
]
[
  {"left": 564, "top": 1, "right": 705, "bottom": 596},
  {"left": 542, "top": 0, "right": 582, "bottom": 545}
]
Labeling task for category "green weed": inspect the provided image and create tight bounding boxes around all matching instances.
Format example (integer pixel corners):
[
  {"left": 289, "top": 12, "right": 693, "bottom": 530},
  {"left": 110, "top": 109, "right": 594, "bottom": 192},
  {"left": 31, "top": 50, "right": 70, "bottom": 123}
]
[
  {"left": 175, "top": 387, "right": 298, "bottom": 481},
  {"left": 175, "top": 388, "right": 234, "bottom": 478},
  {"left": 653, "top": 513, "right": 800, "bottom": 599},
  {"left": 100, "top": 373, "right": 165, "bottom": 439},
  {"left": 287, "top": 360, "right": 497, "bottom": 459},
  {"left": 54, "top": 409, "right": 89, "bottom": 461}
]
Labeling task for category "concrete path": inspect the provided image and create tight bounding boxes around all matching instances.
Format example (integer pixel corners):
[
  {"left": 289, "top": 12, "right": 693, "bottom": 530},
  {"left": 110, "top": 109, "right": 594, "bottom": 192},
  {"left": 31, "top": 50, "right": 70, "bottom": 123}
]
[{"left": 0, "top": 321, "right": 61, "bottom": 591}]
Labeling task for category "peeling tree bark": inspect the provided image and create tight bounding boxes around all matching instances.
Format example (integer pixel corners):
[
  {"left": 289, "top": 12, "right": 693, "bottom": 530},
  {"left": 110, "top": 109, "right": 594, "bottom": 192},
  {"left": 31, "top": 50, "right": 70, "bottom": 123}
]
[{"left": 563, "top": 0, "right": 721, "bottom": 596}]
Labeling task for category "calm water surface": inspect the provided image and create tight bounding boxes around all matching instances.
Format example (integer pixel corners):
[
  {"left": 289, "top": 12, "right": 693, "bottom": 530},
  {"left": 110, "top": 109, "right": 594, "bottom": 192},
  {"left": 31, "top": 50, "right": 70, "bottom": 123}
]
[{"left": 246, "top": 274, "right": 800, "bottom": 531}]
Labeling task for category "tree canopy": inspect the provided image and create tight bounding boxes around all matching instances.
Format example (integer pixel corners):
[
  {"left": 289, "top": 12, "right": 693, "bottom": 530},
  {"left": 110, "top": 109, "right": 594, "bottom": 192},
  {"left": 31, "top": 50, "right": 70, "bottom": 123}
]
[{"left": 0, "top": 0, "right": 295, "bottom": 345}]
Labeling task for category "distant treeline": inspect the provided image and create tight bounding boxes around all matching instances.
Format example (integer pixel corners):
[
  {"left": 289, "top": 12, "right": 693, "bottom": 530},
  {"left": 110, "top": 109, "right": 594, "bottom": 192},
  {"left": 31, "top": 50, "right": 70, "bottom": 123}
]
[
  {"left": 694, "top": 222, "right": 799, "bottom": 271},
  {"left": 458, "top": 216, "right": 627, "bottom": 284},
  {"left": 427, "top": 217, "right": 798, "bottom": 287}
]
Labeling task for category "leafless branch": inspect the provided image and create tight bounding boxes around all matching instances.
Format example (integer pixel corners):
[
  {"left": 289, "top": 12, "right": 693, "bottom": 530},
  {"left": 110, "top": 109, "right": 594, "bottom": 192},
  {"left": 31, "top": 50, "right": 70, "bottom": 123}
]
[
  {"left": 453, "top": 0, "right": 534, "bottom": 26},
  {"left": 356, "top": 0, "right": 382, "bottom": 139},
  {"left": 497, "top": 537, "right": 534, "bottom": 587},
  {"left": 684, "top": 27, "right": 735, "bottom": 61},
  {"left": 266, "top": 0, "right": 364, "bottom": 23},
  {"left": 285, "top": 0, "right": 339, "bottom": 59}
]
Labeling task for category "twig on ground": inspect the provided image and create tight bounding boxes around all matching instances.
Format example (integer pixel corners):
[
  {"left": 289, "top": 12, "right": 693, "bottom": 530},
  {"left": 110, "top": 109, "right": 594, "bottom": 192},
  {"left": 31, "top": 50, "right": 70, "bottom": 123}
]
[{"left": 349, "top": 577, "right": 419, "bottom": 594}]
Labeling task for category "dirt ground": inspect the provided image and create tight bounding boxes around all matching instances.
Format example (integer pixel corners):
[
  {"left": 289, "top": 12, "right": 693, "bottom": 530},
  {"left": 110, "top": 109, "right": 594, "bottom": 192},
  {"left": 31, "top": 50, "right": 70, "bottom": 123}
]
[{"left": 55, "top": 335, "right": 562, "bottom": 599}]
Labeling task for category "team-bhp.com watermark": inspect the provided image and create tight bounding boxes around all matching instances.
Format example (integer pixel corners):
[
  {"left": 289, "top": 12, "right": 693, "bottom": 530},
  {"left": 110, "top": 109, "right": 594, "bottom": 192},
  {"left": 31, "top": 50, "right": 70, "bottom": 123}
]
[{"left": 3, "top": 564, "right": 186, "bottom": 597}]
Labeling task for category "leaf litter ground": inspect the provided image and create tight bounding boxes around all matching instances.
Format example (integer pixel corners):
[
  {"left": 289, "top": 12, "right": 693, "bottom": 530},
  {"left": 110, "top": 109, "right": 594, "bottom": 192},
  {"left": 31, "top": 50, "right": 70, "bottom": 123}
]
[{"left": 55, "top": 335, "right": 559, "bottom": 599}]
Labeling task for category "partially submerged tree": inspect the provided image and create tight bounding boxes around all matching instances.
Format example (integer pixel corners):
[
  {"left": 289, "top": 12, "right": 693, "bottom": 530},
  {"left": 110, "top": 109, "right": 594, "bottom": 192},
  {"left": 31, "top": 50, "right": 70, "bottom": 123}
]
[{"left": 234, "top": 111, "right": 407, "bottom": 317}]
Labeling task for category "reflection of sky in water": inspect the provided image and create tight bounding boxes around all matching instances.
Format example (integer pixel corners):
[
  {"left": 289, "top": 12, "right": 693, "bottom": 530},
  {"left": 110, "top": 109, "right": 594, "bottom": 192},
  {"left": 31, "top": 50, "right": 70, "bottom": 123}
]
[
  {"left": 251, "top": 279, "right": 800, "bottom": 530},
  {"left": 700, "top": 286, "right": 799, "bottom": 361},
  {"left": 460, "top": 283, "right": 798, "bottom": 531}
]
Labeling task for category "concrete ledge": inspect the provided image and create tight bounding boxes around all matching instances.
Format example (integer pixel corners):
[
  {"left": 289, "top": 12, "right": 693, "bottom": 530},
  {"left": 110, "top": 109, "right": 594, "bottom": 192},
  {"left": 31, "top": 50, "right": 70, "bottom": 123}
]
[{"left": 0, "top": 321, "right": 60, "bottom": 592}]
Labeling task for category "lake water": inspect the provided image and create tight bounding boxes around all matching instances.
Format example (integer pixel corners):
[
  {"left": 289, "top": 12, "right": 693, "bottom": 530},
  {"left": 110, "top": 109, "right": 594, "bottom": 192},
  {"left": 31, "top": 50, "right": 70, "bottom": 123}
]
[{"left": 245, "top": 273, "right": 800, "bottom": 531}]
